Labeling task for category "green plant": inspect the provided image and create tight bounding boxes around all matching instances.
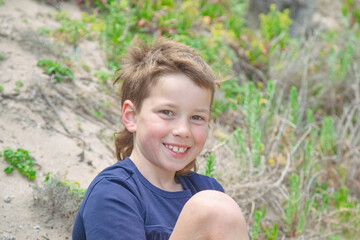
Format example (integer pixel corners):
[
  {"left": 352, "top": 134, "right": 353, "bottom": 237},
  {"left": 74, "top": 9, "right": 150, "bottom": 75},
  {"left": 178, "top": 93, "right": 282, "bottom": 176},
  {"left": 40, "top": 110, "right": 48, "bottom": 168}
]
[
  {"left": 37, "top": 27, "right": 51, "bottom": 36},
  {"left": 289, "top": 86, "right": 299, "bottom": 126},
  {"left": 328, "top": 36, "right": 355, "bottom": 80},
  {"left": 16, "top": 79, "right": 23, "bottom": 87},
  {"left": 53, "top": 11, "right": 100, "bottom": 46},
  {"left": 250, "top": 207, "right": 278, "bottom": 240},
  {"left": 283, "top": 173, "right": 312, "bottom": 237},
  {"left": 94, "top": 70, "right": 111, "bottom": 84},
  {"left": 14, "top": 80, "right": 22, "bottom": 92},
  {"left": 0, "top": 0, "right": 4, "bottom": 5},
  {"left": 284, "top": 173, "right": 300, "bottom": 236},
  {"left": 244, "top": 82, "right": 263, "bottom": 167},
  {"left": 81, "top": 62, "right": 91, "bottom": 72},
  {"left": 44, "top": 173, "right": 87, "bottom": 199},
  {"left": 33, "top": 173, "right": 86, "bottom": 230},
  {"left": 2, "top": 147, "right": 36, "bottom": 180},
  {"left": 92, "top": 110, "right": 104, "bottom": 119},
  {"left": 225, "top": 0, "right": 247, "bottom": 38},
  {"left": 236, "top": 4, "right": 293, "bottom": 69},
  {"left": 259, "top": 4, "right": 292, "bottom": 47},
  {"left": 0, "top": 52, "right": 4, "bottom": 61},
  {"left": 320, "top": 117, "right": 336, "bottom": 155},
  {"left": 99, "top": 99, "right": 110, "bottom": 108},
  {"left": 37, "top": 59, "right": 74, "bottom": 82},
  {"left": 204, "top": 153, "right": 215, "bottom": 177},
  {"left": 342, "top": 0, "right": 360, "bottom": 26},
  {"left": 233, "top": 127, "right": 246, "bottom": 160},
  {"left": 0, "top": 85, "right": 4, "bottom": 92},
  {"left": 263, "top": 221, "right": 278, "bottom": 240},
  {"left": 100, "top": 0, "right": 137, "bottom": 68},
  {"left": 252, "top": 209, "right": 264, "bottom": 240}
]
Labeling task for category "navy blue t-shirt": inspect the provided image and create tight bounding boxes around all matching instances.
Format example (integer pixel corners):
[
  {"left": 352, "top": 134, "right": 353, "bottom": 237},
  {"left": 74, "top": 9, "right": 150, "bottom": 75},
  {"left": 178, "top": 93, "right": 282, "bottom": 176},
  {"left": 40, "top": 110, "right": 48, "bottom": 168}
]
[{"left": 72, "top": 157, "right": 224, "bottom": 240}]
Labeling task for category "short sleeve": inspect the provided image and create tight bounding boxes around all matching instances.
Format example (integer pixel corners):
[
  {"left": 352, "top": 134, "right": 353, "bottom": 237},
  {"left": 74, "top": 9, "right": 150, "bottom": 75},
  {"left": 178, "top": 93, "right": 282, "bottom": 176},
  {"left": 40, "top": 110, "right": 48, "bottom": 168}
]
[
  {"left": 209, "top": 177, "right": 225, "bottom": 192},
  {"left": 79, "top": 178, "right": 146, "bottom": 240},
  {"left": 180, "top": 173, "right": 225, "bottom": 194}
]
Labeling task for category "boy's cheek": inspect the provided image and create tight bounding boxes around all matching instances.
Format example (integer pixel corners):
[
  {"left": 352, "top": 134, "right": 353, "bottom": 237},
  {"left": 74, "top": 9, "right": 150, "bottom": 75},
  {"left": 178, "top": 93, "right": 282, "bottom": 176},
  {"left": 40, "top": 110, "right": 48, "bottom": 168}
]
[{"left": 195, "top": 127, "right": 208, "bottom": 144}]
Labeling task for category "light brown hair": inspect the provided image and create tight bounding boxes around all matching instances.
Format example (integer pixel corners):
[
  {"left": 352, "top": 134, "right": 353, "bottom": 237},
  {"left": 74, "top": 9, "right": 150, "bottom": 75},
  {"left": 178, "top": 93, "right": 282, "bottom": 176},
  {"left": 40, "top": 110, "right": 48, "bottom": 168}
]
[{"left": 114, "top": 37, "right": 218, "bottom": 175}]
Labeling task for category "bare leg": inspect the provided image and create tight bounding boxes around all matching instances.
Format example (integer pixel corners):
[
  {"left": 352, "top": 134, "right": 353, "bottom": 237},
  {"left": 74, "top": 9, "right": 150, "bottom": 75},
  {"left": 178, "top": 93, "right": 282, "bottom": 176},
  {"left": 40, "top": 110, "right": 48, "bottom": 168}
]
[{"left": 170, "top": 190, "right": 249, "bottom": 240}]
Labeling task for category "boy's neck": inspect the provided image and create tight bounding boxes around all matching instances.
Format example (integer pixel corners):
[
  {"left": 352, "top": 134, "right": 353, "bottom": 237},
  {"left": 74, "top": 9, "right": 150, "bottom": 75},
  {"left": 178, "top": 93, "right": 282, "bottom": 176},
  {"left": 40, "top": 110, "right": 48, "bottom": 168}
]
[{"left": 129, "top": 153, "right": 184, "bottom": 192}]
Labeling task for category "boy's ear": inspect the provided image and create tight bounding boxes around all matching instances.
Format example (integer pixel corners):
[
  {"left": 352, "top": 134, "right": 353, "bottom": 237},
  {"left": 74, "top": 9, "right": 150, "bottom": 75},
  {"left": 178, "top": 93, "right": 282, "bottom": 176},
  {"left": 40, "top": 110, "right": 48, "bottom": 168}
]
[{"left": 122, "top": 100, "right": 137, "bottom": 133}]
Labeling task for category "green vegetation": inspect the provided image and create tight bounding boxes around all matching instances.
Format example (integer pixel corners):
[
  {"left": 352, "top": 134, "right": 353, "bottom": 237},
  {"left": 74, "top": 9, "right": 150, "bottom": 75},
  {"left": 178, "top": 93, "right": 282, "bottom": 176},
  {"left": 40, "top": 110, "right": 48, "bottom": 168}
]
[
  {"left": 44, "top": 172, "right": 86, "bottom": 199},
  {"left": 33, "top": 173, "right": 86, "bottom": 229},
  {"left": 13, "top": 79, "right": 24, "bottom": 92},
  {"left": 94, "top": 70, "right": 112, "bottom": 84},
  {"left": 2, "top": 147, "right": 36, "bottom": 180},
  {"left": 204, "top": 153, "right": 215, "bottom": 177},
  {"left": 37, "top": 59, "right": 74, "bottom": 82},
  {"left": 37, "top": 27, "right": 51, "bottom": 36},
  {"left": 92, "top": 109, "right": 104, "bottom": 119},
  {"left": 52, "top": 11, "right": 96, "bottom": 46}
]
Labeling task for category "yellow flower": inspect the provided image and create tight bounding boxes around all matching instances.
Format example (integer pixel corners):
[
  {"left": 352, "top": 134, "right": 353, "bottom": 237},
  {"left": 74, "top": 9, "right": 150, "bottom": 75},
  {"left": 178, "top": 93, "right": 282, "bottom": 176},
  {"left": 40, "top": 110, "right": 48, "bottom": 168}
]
[
  {"left": 202, "top": 16, "right": 211, "bottom": 25},
  {"left": 260, "top": 98, "right": 267, "bottom": 104},
  {"left": 267, "top": 158, "right": 275, "bottom": 165}
]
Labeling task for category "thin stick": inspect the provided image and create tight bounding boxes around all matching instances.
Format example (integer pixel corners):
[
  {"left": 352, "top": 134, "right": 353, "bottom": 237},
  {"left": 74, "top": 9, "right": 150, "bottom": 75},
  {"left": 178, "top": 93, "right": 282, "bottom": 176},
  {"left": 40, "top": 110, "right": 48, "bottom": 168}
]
[{"left": 37, "top": 80, "right": 70, "bottom": 135}]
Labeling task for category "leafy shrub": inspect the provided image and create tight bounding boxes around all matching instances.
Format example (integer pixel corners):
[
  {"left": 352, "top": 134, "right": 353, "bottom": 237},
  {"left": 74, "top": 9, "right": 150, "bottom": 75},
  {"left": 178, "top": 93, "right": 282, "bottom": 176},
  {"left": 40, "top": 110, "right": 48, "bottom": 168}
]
[
  {"left": 2, "top": 147, "right": 36, "bottom": 180},
  {"left": 33, "top": 173, "right": 86, "bottom": 231},
  {"left": 37, "top": 59, "right": 74, "bottom": 82}
]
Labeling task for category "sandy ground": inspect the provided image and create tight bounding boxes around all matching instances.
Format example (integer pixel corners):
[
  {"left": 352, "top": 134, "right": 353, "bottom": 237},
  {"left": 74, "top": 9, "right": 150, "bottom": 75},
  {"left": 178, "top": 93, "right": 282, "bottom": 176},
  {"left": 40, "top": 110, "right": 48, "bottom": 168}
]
[{"left": 0, "top": 0, "right": 119, "bottom": 239}]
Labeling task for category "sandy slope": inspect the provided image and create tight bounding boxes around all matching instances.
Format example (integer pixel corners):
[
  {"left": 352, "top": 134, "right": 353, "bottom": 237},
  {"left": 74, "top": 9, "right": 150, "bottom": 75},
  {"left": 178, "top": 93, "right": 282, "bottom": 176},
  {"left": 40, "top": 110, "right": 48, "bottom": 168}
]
[{"left": 0, "top": 0, "right": 119, "bottom": 239}]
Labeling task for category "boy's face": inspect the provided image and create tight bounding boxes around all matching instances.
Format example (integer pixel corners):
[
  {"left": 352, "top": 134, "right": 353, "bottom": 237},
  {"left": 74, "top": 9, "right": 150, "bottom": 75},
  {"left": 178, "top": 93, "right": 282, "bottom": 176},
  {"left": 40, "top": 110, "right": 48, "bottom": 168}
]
[{"left": 125, "top": 73, "right": 212, "bottom": 177}]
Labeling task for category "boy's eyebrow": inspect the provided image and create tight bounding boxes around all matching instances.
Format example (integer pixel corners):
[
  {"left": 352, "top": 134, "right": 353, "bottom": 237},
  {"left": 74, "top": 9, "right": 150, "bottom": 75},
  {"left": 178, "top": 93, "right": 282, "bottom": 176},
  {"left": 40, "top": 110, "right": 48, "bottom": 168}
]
[
  {"left": 160, "top": 103, "right": 210, "bottom": 114},
  {"left": 194, "top": 108, "right": 211, "bottom": 115}
]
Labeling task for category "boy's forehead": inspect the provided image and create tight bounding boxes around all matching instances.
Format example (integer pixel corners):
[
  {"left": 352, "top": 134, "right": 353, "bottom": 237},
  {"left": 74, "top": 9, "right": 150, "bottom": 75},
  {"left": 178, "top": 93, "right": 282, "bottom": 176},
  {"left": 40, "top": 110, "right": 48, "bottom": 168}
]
[
  {"left": 151, "top": 73, "right": 211, "bottom": 91},
  {"left": 150, "top": 74, "right": 211, "bottom": 101}
]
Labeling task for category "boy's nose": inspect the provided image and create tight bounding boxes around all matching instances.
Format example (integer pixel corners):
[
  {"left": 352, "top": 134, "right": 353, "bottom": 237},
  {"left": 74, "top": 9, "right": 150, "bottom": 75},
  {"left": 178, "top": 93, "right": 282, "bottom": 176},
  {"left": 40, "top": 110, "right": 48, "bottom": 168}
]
[{"left": 172, "top": 118, "right": 190, "bottom": 138}]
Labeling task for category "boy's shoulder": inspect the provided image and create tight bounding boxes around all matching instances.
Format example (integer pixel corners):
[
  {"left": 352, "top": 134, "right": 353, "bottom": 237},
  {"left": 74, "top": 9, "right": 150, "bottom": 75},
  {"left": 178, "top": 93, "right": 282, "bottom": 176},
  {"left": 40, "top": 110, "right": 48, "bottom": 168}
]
[
  {"left": 89, "top": 159, "right": 139, "bottom": 188},
  {"left": 82, "top": 159, "right": 142, "bottom": 205},
  {"left": 95, "top": 158, "right": 135, "bottom": 180},
  {"left": 181, "top": 172, "right": 225, "bottom": 193}
]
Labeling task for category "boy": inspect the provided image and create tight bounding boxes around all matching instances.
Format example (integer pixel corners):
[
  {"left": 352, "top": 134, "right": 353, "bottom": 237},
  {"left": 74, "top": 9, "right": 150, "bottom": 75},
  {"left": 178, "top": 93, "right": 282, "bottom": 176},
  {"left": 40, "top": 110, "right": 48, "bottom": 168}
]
[{"left": 73, "top": 38, "right": 249, "bottom": 240}]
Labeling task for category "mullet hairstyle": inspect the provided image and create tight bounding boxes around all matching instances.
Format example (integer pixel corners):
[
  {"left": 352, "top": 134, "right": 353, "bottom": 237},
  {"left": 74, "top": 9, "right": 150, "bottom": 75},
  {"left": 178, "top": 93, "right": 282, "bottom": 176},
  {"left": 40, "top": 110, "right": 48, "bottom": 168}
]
[{"left": 114, "top": 37, "right": 218, "bottom": 176}]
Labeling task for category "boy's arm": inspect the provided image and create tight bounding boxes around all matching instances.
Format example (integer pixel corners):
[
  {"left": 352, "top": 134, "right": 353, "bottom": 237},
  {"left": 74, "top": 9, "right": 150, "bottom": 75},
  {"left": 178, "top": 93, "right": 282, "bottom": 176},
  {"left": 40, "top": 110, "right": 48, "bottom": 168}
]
[{"left": 77, "top": 178, "right": 145, "bottom": 240}]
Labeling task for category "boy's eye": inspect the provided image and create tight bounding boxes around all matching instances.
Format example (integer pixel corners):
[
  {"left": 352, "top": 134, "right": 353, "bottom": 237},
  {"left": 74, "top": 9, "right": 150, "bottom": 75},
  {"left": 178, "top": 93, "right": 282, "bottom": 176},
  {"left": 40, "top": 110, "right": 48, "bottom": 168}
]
[
  {"left": 191, "top": 115, "right": 205, "bottom": 121},
  {"left": 160, "top": 110, "right": 174, "bottom": 116}
]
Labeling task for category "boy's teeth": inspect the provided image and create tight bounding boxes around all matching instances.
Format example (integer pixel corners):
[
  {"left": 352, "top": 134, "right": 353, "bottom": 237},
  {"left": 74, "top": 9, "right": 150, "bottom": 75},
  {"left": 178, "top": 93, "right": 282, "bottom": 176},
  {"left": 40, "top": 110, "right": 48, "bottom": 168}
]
[{"left": 165, "top": 144, "right": 187, "bottom": 153}]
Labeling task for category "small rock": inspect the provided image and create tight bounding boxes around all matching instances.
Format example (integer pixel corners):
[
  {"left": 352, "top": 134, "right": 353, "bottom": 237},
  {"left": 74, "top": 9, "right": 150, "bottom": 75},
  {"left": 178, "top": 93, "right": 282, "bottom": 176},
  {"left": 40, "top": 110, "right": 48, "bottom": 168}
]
[
  {"left": 2, "top": 233, "right": 15, "bottom": 240},
  {"left": 33, "top": 225, "right": 40, "bottom": 232},
  {"left": 3, "top": 195, "right": 13, "bottom": 203}
]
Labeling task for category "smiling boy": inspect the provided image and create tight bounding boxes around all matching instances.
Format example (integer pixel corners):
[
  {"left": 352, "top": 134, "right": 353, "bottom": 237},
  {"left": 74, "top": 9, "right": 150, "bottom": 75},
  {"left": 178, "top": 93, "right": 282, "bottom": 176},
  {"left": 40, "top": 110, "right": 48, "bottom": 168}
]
[{"left": 73, "top": 38, "right": 249, "bottom": 240}]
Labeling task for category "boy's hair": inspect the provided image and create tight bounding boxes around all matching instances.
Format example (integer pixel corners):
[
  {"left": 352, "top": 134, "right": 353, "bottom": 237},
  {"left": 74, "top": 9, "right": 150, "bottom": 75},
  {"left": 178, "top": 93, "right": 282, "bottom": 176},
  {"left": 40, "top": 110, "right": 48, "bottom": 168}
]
[{"left": 114, "top": 37, "right": 217, "bottom": 176}]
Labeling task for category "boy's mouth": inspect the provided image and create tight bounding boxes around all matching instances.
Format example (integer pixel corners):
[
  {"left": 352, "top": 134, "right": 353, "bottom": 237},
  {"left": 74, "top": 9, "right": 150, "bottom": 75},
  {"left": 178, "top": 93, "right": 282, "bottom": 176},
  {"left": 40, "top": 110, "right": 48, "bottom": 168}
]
[{"left": 164, "top": 144, "right": 189, "bottom": 154}]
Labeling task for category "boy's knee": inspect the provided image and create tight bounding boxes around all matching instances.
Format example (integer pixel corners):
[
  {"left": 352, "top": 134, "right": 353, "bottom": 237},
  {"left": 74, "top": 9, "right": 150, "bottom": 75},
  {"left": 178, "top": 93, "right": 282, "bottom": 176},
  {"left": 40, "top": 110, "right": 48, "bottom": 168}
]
[
  {"left": 177, "top": 191, "right": 249, "bottom": 239},
  {"left": 186, "top": 190, "right": 246, "bottom": 227}
]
